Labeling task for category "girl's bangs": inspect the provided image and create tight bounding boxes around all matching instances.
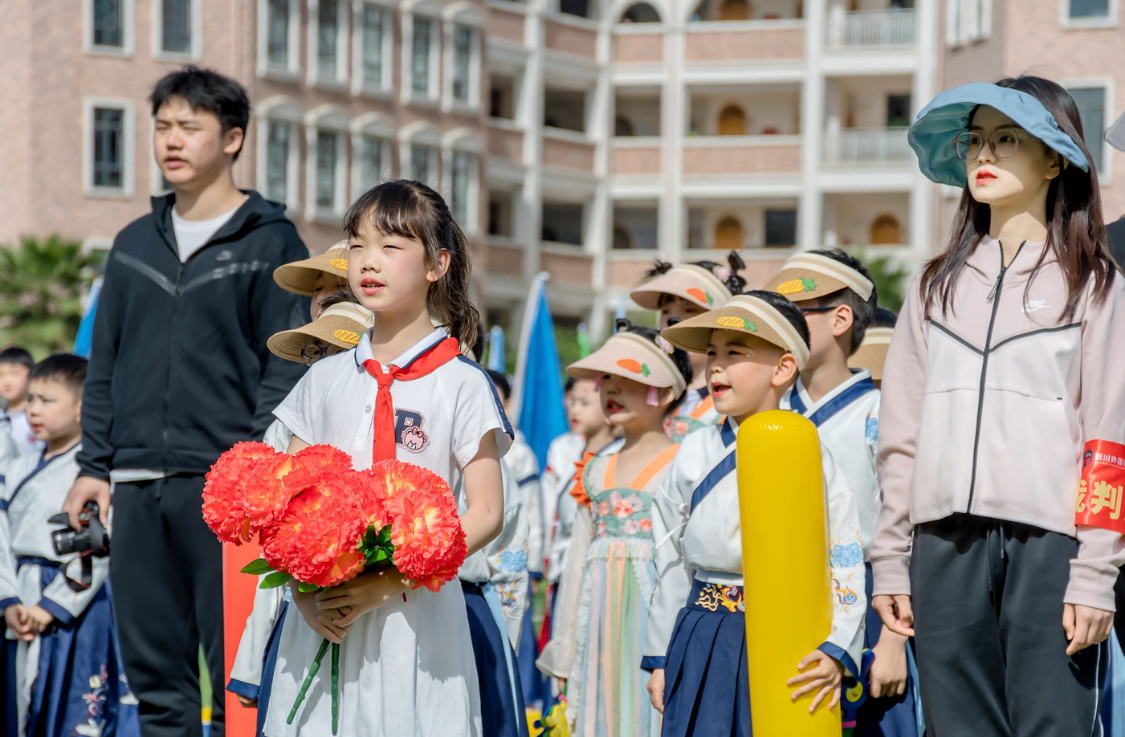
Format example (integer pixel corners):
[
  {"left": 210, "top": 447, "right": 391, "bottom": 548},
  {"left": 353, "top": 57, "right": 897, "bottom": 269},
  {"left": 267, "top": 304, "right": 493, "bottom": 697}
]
[{"left": 343, "top": 181, "right": 430, "bottom": 242}]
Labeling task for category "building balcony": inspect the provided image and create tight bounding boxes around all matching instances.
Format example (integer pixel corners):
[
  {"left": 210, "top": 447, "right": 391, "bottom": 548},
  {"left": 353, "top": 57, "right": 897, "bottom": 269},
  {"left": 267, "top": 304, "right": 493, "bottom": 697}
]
[
  {"left": 614, "top": 28, "right": 664, "bottom": 64},
  {"left": 822, "top": 128, "right": 911, "bottom": 167},
  {"left": 488, "top": 123, "right": 525, "bottom": 162},
  {"left": 684, "top": 21, "right": 805, "bottom": 63},
  {"left": 825, "top": 9, "right": 916, "bottom": 51},
  {"left": 612, "top": 138, "right": 662, "bottom": 175},
  {"left": 543, "top": 129, "right": 596, "bottom": 171},
  {"left": 822, "top": 191, "right": 911, "bottom": 248},
  {"left": 682, "top": 135, "right": 802, "bottom": 176},
  {"left": 488, "top": 4, "right": 527, "bottom": 45},
  {"left": 545, "top": 17, "right": 598, "bottom": 58}
]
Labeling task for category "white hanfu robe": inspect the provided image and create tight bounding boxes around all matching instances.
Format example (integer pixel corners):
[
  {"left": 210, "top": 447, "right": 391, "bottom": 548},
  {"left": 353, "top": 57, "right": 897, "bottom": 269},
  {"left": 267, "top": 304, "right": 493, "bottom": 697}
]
[{"left": 264, "top": 328, "right": 513, "bottom": 737}]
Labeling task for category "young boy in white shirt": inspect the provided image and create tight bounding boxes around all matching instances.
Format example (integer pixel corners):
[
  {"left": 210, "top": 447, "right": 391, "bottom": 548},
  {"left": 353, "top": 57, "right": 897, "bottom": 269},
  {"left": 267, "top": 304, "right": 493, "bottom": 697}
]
[
  {"left": 0, "top": 348, "right": 40, "bottom": 458},
  {"left": 765, "top": 250, "right": 916, "bottom": 735}
]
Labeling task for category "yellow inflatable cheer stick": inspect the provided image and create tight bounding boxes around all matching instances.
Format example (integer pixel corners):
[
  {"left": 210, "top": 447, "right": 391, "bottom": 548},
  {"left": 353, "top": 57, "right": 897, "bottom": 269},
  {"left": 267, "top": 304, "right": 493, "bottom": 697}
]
[{"left": 737, "top": 410, "right": 839, "bottom": 736}]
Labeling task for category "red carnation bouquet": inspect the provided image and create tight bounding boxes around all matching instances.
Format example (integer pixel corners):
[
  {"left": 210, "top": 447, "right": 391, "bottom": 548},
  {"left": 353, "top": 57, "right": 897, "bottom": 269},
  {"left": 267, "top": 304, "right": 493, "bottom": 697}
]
[{"left": 202, "top": 442, "right": 468, "bottom": 733}]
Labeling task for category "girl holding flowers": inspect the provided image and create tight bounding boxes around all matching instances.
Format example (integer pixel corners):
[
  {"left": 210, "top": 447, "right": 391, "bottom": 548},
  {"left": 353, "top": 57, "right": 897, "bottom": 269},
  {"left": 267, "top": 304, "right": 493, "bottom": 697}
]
[
  {"left": 262, "top": 180, "right": 512, "bottom": 736},
  {"left": 539, "top": 320, "right": 692, "bottom": 736}
]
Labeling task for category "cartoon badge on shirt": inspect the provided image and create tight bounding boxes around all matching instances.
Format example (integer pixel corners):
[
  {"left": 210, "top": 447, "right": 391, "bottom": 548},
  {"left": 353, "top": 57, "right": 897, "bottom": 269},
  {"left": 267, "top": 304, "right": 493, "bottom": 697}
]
[{"left": 395, "top": 409, "right": 429, "bottom": 452}]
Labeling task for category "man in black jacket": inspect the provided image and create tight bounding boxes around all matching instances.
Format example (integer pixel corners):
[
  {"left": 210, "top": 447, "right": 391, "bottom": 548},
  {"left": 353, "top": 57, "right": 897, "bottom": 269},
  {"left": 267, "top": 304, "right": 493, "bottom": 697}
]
[{"left": 63, "top": 67, "right": 308, "bottom": 737}]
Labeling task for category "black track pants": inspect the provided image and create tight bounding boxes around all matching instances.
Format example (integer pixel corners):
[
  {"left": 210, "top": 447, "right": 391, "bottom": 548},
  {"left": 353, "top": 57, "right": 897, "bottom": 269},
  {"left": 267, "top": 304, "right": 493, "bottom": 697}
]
[
  {"left": 910, "top": 514, "right": 1106, "bottom": 737},
  {"left": 110, "top": 476, "right": 225, "bottom": 737}
]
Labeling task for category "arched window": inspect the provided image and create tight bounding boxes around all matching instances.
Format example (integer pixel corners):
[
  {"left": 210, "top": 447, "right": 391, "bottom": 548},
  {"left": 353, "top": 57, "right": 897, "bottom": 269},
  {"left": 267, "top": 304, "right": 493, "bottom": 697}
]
[
  {"left": 615, "top": 116, "right": 636, "bottom": 137},
  {"left": 718, "top": 105, "right": 746, "bottom": 136},
  {"left": 870, "top": 214, "right": 901, "bottom": 245},
  {"left": 720, "top": 0, "right": 750, "bottom": 21},
  {"left": 620, "top": 2, "right": 661, "bottom": 22},
  {"left": 613, "top": 225, "right": 634, "bottom": 249},
  {"left": 715, "top": 216, "right": 742, "bottom": 250}
]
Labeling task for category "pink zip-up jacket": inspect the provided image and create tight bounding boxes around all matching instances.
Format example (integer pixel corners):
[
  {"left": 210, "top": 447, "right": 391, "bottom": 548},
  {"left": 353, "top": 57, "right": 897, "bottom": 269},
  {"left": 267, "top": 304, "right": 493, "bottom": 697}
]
[{"left": 871, "top": 236, "right": 1125, "bottom": 612}]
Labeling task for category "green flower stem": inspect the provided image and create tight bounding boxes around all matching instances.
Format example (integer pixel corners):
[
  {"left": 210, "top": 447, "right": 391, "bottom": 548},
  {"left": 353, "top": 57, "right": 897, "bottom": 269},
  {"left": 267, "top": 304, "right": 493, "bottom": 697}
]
[
  {"left": 287, "top": 638, "right": 331, "bottom": 725},
  {"left": 331, "top": 642, "right": 340, "bottom": 735}
]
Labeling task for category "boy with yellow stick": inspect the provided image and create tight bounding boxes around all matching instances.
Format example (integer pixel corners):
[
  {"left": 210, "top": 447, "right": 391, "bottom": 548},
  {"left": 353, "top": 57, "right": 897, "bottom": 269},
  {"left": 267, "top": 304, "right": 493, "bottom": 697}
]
[{"left": 642, "top": 291, "right": 866, "bottom": 736}]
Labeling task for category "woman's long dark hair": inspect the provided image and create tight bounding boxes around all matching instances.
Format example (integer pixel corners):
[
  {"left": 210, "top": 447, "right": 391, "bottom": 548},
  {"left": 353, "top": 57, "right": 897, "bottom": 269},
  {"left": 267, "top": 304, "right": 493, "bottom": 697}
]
[
  {"left": 343, "top": 179, "right": 480, "bottom": 348},
  {"left": 919, "top": 75, "right": 1115, "bottom": 321}
]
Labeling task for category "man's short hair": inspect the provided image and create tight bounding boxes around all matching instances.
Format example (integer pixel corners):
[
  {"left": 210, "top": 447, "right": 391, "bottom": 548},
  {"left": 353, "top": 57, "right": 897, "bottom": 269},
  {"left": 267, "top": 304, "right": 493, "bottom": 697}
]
[
  {"left": 0, "top": 347, "right": 34, "bottom": 370},
  {"left": 150, "top": 66, "right": 251, "bottom": 160},
  {"left": 29, "top": 354, "right": 88, "bottom": 396},
  {"left": 806, "top": 249, "right": 878, "bottom": 355},
  {"left": 872, "top": 306, "right": 898, "bottom": 329}
]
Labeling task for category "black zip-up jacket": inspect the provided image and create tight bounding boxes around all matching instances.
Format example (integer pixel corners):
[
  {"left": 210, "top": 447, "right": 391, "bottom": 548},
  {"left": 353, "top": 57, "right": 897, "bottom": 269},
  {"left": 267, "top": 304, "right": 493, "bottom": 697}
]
[{"left": 77, "top": 192, "right": 309, "bottom": 481}]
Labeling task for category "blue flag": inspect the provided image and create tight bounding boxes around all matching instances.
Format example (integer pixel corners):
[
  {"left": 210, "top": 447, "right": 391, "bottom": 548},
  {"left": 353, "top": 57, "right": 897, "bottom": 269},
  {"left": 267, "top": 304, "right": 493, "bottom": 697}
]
[{"left": 512, "top": 273, "right": 569, "bottom": 472}]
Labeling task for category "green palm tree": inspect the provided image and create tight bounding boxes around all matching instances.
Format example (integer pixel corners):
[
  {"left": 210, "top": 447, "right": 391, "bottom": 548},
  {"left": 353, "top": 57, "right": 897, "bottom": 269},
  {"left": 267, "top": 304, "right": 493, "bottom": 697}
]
[{"left": 0, "top": 236, "right": 105, "bottom": 359}]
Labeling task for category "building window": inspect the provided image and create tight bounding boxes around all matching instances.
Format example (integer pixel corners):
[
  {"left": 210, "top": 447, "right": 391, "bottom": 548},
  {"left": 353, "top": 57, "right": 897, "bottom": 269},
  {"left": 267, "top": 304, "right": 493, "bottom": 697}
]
[
  {"left": 450, "top": 151, "right": 474, "bottom": 224},
  {"left": 718, "top": 105, "right": 746, "bottom": 136},
  {"left": 720, "top": 0, "right": 749, "bottom": 20},
  {"left": 94, "top": 0, "right": 124, "bottom": 47},
  {"left": 542, "top": 202, "right": 584, "bottom": 245},
  {"left": 412, "top": 18, "right": 433, "bottom": 95},
  {"left": 870, "top": 214, "right": 901, "bottom": 244},
  {"left": 1069, "top": 86, "right": 1107, "bottom": 171},
  {"left": 887, "top": 95, "right": 912, "bottom": 127},
  {"left": 357, "top": 135, "right": 387, "bottom": 194},
  {"left": 266, "top": 121, "right": 292, "bottom": 203},
  {"left": 93, "top": 108, "right": 125, "bottom": 188},
  {"left": 316, "top": 131, "right": 339, "bottom": 210},
  {"left": 1069, "top": 0, "right": 1110, "bottom": 18},
  {"left": 161, "top": 0, "right": 192, "bottom": 54},
  {"left": 267, "top": 0, "right": 291, "bottom": 66},
  {"left": 765, "top": 209, "right": 797, "bottom": 247},
  {"left": 318, "top": 0, "right": 341, "bottom": 79},
  {"left": 360, "top": 4, "right": 387, "bottom": 87},
  {"left": 715, "top": 216, "right": 742, "bottom": 250},
  {"left": 452, "top": 26, "right": 473, "bottom": 102},
  {"left": 411, "top": 144, "right": 436, "bottom": 182}
]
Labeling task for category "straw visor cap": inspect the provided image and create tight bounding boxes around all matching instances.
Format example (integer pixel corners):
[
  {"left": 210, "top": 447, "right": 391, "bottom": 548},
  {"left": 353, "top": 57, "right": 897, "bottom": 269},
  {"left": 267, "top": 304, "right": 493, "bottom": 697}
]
[
  {"left": 267, "top": 302, "right": 375, "bottom": 363},
  {"left": 763, "top": 252, "right": 874, "bottom": 303},
  {"left": 661, "top": 294, "right": 810, "bottom": 371},
  {"left": 273, "top": 241, "right": 350, "bottom": 296},
  {"left": 630, "top": 264, "right": 733, "bottom": 311},
  {"left": 567, "top": 331, "right": 687, "bottom": 398},
  {"left": 908, "top": 82, "right": 1089, "bottom": 189},
  {"left": 847, "top": 326, "right": 893, "bottom": 381}
]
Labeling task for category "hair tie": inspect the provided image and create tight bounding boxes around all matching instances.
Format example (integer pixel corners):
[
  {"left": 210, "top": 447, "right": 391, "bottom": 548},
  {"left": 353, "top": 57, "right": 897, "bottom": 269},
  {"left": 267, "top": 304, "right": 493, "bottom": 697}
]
[{"left": 646, "top": 386, "right": 660, "bottom": 406}]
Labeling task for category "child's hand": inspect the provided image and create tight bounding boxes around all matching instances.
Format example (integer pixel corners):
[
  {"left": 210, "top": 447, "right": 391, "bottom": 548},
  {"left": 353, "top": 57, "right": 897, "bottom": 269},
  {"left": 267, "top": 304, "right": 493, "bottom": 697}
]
[
  {"left": 786, "top": 649, "right": 844, "bottom": 714},
  {"left": 237, "top": 695, "right": 258, "bottom": 709},
  {"left": 315, "top": 568, "right": 409, "bottom": 627},
  {"left": 26, "top": 605, "right": 54, "bottom": 634},
  {"left": 1064, "top": 603, "right": 1114, "bottom": 655},
  {"left": 291, "top": 585, "right": 351, "bottom": 644},
  {"left": 869, "top": 628, "right": 908, "bottom": 698},
  {"left": 872, "top": 594, "right": 915, "bottom": 637},
  {"left": 646, "top": 669, "right": 665, "bottom": 714},
  {"left": 3, "top": 603, "right": 34, "bottom": 641}
]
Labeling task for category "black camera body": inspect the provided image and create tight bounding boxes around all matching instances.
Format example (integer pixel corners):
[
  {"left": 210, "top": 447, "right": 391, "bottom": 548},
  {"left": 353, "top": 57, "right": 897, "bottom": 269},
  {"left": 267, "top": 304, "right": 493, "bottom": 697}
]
[{"left": 48, "top": 502, "right": 110, "bottom": 558}]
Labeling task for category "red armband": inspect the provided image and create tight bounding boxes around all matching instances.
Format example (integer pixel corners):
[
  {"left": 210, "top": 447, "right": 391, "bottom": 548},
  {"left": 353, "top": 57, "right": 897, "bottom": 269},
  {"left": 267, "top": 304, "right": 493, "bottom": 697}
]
[{"left": 1074, "top": 440, "right": 1125, "bottom": 533}]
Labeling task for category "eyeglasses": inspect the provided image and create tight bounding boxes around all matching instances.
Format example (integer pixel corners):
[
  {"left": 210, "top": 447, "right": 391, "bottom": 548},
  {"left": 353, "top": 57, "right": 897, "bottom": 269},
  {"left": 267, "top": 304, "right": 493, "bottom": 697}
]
[
  {"left": 301, "top": 343, "right": 329, "bottom": 364},
  {"left": 953, "top": 129, "right": 1036, "bottom": 162},
  {"left": 800, "top": 306, "right": 835, "bottom": 315}
]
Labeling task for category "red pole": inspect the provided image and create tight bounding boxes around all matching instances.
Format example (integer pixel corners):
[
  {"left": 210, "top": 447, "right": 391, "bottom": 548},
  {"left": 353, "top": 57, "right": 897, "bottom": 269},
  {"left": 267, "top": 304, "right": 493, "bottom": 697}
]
[{"left": 224, "top": 541, "right": 262, "bottom": 737}]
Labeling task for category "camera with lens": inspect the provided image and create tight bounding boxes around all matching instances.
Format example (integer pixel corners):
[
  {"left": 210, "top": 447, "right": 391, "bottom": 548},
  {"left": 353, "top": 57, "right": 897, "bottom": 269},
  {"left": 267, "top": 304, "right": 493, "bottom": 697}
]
[{"left": 48, "top": 502, "right": 110, "bottom": 558}]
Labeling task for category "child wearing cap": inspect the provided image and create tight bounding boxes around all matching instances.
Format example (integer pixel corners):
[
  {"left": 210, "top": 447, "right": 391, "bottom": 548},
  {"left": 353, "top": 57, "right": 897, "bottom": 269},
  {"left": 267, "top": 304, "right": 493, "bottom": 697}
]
[
  {"left": 631, "top": 253, "right": 746, "bottom": 442},
  {"left": 643, "top": 291, "right": 866, "bottom": 736},
  {"left": 272, "top": 240, "right": 350, "bottom": 321},
  {"left": 848, "top": 307, "right": 896, "bottom": 390},
  {"left": 766, "top": 250, "right": 917, "bottom": 735},
  {"left": 538, "top": 320, "right": 692, "bottom": 735},
  {"left": 873, "top": 76, "right": 1125, "bottom": 735}
]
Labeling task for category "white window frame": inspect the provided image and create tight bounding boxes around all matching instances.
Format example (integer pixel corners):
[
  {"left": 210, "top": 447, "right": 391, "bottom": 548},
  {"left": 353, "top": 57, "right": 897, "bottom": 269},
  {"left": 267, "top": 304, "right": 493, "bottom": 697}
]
[
  {"left": 1063, "top": 78, "right": 1115, "bottom": 183},
  {"left": 351, "top": 113, "right": 396, "bottom": 201},
  {"left": 1061, "top": 0, "right": 1119, "bottom": 28},
  {"left": 257, "top": 0, "right": 301, "bottom": 80},
  {"left": 85, "top": 0, "right": 134, "bottom": 56},
  {"left": 442, "top": 3, "right": 486, "bottom": 114},
  {"left": 83, "top": 97, "right": 135, "bottom": 199},
  {"left": 255, "top": 96, "right": 304, "bottom": 214},
  {"left": 152, "top": 0, "right": 201, "bottom": 61},
  {"left": 308, "top": 0, "right": 351, "bottom": 89},
  {"left": 968, "top": 0, "right": 991, "bottom": 40},
  {"left": 401, "top": 0, "right": 443, "bottom": 107},
  {"left": 352, "top": 0, "right": 396, "bottom": 97},
  {"left": 442, "top": 128, "right": 484, "bottom": 236},
  {"left": 398, "top": 120, "right": 442, "bottom": 187},
  {"left": 305, "top": 105, "right": 351, "bottom": 223}
]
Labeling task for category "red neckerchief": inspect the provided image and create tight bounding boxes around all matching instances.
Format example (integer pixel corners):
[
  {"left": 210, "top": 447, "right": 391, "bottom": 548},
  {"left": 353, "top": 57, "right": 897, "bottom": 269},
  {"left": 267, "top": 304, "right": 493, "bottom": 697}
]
[{"left": 362, "top": 337, "right": 461, "bottom": 462}]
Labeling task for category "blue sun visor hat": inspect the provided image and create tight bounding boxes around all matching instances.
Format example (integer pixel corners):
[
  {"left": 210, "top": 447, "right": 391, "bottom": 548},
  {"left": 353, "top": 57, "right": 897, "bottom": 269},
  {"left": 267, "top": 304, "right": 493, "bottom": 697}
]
[{"left": 908, "top": 82, "right": 1089, "bottom": 188}]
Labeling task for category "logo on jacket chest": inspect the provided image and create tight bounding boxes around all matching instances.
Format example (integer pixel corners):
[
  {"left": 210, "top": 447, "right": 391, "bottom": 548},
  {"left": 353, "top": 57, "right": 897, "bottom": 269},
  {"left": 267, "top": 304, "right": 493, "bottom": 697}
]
[{"left": 394, "top": 409, "right": 429, "bottom": 452}]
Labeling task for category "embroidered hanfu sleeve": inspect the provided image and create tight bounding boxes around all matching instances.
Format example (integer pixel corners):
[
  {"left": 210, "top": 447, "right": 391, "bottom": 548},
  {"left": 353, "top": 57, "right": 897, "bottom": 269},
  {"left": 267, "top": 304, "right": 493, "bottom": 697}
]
[
  {"left": 484, "top": 465, "right": 531, "bottom": 649},
  {"left": 38, "top": 555, "right": 109, "bottom": 625},
  {"left": 816, "top": 449, "right": 867, "bottom": 677},
  {"left": 642, "top": 451, "right": 693, "bottom": 672},
  {"left": 228, "top": 579, "right": 287, "bottom": 698}
]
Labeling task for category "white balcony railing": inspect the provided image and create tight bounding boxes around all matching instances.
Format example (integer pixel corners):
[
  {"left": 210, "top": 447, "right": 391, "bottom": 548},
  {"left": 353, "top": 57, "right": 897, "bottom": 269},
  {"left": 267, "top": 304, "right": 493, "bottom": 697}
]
[
  {"left": 825, "top": 8, "right": 916, "bottom": 49},
  {"left": 823, "top": 128, "right": 912, "bottom": 166}
]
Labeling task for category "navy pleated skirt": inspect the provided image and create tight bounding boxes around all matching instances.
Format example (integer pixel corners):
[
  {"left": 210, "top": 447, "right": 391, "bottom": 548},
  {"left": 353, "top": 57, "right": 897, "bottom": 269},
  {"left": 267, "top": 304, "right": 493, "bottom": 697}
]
[
  {"left": 661, "top": 580, "right": 751, "bottom": 737},
  {"left": 254, "top": 600, "right": 289, "bottom": 737},
  {"left": 462, "top": 582, "right": 529, "bottom": 737}
]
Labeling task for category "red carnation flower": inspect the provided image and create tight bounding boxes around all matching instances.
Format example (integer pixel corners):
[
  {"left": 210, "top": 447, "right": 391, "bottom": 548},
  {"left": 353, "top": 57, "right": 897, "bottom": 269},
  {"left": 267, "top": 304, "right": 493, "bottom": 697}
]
[
  {"left": 239, "top": 453, "right": 306, "bottom": 540},
  {"left": 277, "top": 445, "right": 356, "bottom": 496},
  {"left": 203, "top": 442, "right": 278, "bottom": 544}
]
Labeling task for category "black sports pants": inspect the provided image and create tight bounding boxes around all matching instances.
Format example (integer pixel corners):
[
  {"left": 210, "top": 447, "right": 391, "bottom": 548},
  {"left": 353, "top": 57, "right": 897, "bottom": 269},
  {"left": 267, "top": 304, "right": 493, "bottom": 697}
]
[
  {"left": 111, "top": 476, "right": 224, "bottom": 737},
  {"left": 910, "top": 514, "right": 1106, "bottom": 737}
]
